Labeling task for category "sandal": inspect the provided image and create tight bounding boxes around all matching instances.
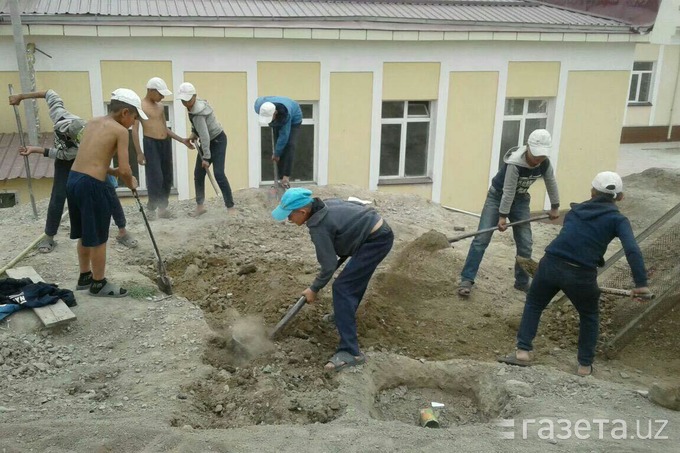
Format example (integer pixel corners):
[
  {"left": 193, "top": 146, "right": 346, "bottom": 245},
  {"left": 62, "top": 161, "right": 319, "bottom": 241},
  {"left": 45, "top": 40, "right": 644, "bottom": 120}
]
[
  {"left": 324, "top": 351, "right": 366, "bottom": 373},
  {"left": 188, "top": 208, "right": 208, "bottom": 218},
  {"left": 88, "top": 280, "right": 128, "bottom": 298},
  {"left": 497, "top": 351, "right": 532, "bottom": 367},
  {"left": 38, "top": 237, "right": 56, "bottom": 254},
  {"left": 115, "top": 233, "right": 138, "bottom": 248},
  {"left": 458, "top": 280, "right": 473, "bottom": 297}
]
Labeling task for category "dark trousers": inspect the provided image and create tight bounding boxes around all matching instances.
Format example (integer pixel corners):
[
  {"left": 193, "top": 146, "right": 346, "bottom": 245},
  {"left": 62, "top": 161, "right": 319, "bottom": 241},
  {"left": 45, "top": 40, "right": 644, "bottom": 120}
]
[
  {"left": 143, "top": 136, "right": 173, "bottom": 211},
  {"left": 195, "top": 132, "right": 234, "bottom": 208},
  {"left": 108, "top": 185, "right": 126, "bottom": 229},
  {"left": 516, "top": 254, "right": 601, "bottom": 366},
  {"left": 333, "top": 222, "right": 394, "bottom": 356},
  {"left": 273, "top": 123, "right": 300, "bottom": 178},
  {"left": 45, "top": 158, "right": 74, "bottom": 237}
]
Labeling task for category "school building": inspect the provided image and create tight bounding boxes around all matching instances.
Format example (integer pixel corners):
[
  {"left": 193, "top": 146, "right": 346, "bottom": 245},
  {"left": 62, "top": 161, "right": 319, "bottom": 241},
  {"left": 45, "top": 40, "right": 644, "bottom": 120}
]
[{"left": 0, "top": 0, "right": 674, "bottom": 213}]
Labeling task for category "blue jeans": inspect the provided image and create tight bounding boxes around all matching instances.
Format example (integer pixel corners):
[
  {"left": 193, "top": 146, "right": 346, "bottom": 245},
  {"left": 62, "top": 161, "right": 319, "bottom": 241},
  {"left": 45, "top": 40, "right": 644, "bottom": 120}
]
[
  {"left": 195, "top": 132, "right": 234, "bottom": 208},
  {"left": 516, "top": 254, "right": 601, "bottom": 366},
  {"left": 333, "top": 222, "right": 394, "bottom": 357},
  {"left": 460, "top": 187, "right": 532, "bottom": 287}
]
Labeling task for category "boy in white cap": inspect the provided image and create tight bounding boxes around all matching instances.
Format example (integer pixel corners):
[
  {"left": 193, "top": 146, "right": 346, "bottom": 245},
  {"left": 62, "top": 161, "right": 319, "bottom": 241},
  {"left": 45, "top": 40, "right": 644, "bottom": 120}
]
[
  {"left": 499, "top": 171, "right": 651, "bottom": 376},
  {"left": 65, "top": 88, "right": 143, "bottom": 297},
  {"left": 254, "top": 96, "right": 302, "bottom": 189},
  {"left": 458, "top": 129, "right": 560, "bottom": 297},
  {"left": 177, "top": 82, "right": 235, "bottom": 216},
  {"left": 272, "top": 188, "right": 394, "bottom": 372},
  {"left": 132, "top": 77, "right": 193, "bottom": 219},
  {"left": 9, "top": 89, "right": 138, "bottom": 252}
]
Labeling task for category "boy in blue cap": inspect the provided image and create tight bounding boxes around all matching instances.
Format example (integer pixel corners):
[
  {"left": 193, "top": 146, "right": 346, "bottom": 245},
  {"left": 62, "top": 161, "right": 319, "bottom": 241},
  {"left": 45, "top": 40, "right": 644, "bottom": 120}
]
[{"left": 272, "top": 188, "right": 394, "bottom": 372}]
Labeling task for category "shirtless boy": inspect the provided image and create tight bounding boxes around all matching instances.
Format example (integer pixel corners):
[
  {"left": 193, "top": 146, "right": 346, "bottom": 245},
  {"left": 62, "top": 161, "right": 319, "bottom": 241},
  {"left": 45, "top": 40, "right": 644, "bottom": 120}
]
[
  {"left": 132, "top": 77, "right": 193, "bottom": 219},
  {"left": 67, "top": 88, "right": 144, "bottom": 297}
]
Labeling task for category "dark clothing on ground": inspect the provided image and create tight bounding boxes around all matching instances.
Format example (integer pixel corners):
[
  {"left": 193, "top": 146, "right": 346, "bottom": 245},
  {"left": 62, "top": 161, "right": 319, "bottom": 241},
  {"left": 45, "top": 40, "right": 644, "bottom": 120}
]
[
  {"left": 273, "top": 123, "right": 300, "bottom": 178},
  {"left": 306, "top": 198, "right": 382, "bottom": 293},
  {"left": 143, "top": 136, "right": 173, "bottom": 211},
  {"left": 194, "top": 131, "right": 234, "bottom": 208},
  {"left": 66, "top": 171, "right": 115, "bottom": 247},
  {"left": 516, "top": 196, "right": 647, "bottom": 367},
  {"left": 545, "top": 196, "right": 647, "bottom": 286},
  {"left": 0, "top": 277, "right": 76, "bottom": 321}
]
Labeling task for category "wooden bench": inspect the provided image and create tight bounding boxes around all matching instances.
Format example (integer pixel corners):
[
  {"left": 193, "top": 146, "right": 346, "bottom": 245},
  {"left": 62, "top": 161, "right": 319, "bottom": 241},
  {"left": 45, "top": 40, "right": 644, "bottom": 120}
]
[{"left": 5, "top": 266, "right": 76, "bottom": 328}]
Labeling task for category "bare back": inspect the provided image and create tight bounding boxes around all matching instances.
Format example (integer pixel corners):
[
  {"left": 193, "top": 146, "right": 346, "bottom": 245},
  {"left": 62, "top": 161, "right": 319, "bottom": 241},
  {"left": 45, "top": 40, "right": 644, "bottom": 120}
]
[
  {"left": 72, "top": 116, "right": 130, "bottom": 181},
  {"left": 139, "top": 97, "right": 168, "bottom": 139}
]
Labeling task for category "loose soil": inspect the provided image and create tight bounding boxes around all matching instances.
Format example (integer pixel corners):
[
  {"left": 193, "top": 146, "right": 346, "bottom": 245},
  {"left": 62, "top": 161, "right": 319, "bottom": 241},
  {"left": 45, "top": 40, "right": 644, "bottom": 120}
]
[{"left": 1, "top": 172, "right": 680, "bottom": 452}]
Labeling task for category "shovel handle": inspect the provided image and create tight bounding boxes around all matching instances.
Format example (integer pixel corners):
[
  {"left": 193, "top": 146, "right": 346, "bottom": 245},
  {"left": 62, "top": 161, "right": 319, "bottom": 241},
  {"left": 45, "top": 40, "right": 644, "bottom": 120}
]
[
  {"left": 448, "top": 214, "right": 550, "bottom": 243},
  {"left": 600, "top": 287, "right": 655, "bottom": 300}
]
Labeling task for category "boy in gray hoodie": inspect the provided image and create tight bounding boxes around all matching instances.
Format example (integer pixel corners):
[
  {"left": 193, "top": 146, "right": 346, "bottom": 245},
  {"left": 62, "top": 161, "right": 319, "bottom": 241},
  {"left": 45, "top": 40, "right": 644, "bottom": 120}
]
[{"left": 177, "top": 83, "right": 235, "bottom": 216}]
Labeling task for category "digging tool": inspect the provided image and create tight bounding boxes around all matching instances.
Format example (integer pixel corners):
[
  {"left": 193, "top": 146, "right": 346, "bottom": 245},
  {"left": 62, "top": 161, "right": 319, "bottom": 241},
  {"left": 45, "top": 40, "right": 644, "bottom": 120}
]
[
  {"left": 269, "top": 256, "right": 349, "bottom": 339},
  {"left": 132, "top": 190, "right": 173, "bottom": 295},
  {"left": 515, "top": 256, "right": 655, "bottom": 300},
  {"left": 9, "top": 83, "right": 38, "bottom": 220},
  {"left": 447, "top": 214, "right": 550, "bottom": 244}
]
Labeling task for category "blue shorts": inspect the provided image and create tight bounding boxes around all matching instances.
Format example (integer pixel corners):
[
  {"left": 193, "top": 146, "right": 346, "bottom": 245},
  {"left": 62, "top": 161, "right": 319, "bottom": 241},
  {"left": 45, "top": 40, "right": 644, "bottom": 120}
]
[{"left": 66, "top": 171, "right": 115, "bottom": 247}]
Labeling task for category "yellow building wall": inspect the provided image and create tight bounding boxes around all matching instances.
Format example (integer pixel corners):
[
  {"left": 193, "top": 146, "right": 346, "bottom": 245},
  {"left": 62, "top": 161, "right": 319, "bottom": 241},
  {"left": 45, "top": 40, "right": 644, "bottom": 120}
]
[
  {"left": 625, "top": 105, "right": 652, "bottom": 127},
  {"left": 441, "top": 72, "right": 498, "bottom": 212},
  {"left": 0, "top": 71, "right": 92, "bottom": 134},
  {"left": 634, "top": 43, "right": 660, "bottom": 62},
  {"left": 181, "top": 72, "right": 249, "bottom": 198},
  {"left": 560, "top": 71, "right": 629, "bottom": 204},
  {"left": 100, "top": 61, "right": 173, "bottom": 101},
  {"left": 382, "top": 62, "right": 440, "bottom": 100},
  {"left": 257, "top": 62, "right": 320, "bottom": 100},
  {"left": 652, "top": 44, "right": 680, "bottom": 126},
  {"left": 0, "top": 178, "right": 53, "bottom": 205},
  {"left": 378, "top": 183, "right": 433, "bottom": 199},
  {"left": 328, "top": 72, "right": 373, "bottom": 187},
  {"left": 506, "top": 61, "right": 560, "bottom": 98}
]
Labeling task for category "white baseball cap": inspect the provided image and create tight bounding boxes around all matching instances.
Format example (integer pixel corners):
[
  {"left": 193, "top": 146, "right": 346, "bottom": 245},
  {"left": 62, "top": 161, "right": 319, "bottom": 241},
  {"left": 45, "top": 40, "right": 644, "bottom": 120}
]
[
  {"left": 177, "top": 82, "right": 197, "bottom": 101},
  {"left": 146, "top": 77, "right": 172, "bottom": 96},
  {"left": 258, "top": 101, "right": 276, "bottom": 126},
  {"left": 592, "top": 171, "right": 623, "bottom": 196},
  {"left": 527, "top": 129, "right": 552, "bottom": 157},
  {"left": 111, "top": 88, "right": 149, "bottom": 120}
]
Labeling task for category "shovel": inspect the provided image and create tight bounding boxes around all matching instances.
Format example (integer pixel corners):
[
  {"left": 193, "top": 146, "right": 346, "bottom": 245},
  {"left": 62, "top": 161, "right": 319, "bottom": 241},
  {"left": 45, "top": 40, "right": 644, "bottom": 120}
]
[
  {"left": 269, "top": 256, "right": 349, "bottom": 340},
  {"left": 448, "top": 214, "right": 550, "bottom": 244},
  {"left": 193, "top": 138, "right": 220, "bottom": 197},
  {"left": 269, "top": 129, "right": 282, "bottom": 202},
  {"left": 133, "top": 190, "right": 173, "bottom": 295}
]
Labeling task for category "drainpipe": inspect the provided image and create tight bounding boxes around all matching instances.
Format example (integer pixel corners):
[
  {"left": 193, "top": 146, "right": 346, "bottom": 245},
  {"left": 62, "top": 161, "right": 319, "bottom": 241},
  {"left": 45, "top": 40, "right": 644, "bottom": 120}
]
[{"left": 668, "top": 46, "right": 680, "bottom": 141}]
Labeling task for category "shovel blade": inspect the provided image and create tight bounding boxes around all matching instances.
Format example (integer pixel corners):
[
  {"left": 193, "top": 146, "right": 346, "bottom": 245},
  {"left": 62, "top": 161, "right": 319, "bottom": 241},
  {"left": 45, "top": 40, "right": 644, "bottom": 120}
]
[{"left": 156, "top": 275, "right": 173, "bottom": 295}]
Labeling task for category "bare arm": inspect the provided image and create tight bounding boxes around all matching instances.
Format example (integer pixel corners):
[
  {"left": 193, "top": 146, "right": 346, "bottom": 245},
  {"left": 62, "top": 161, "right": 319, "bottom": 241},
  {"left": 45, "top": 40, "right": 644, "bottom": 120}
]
[
  {"left": 116, "top": 127, "right": 137, "bottom": 191},
  {"left": 131, "top": 120, "right": 145, "bottom": 165},
  {"left": 8, "top": 90, "right": 47, "bottom": 105},
  {"left": 166, "top": 128, "right": 194, "bottom": 150}
]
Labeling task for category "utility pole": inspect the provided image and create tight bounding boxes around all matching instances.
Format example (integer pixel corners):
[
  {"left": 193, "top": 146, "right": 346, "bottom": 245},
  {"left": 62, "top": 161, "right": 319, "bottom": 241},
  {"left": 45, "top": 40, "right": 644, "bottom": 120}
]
[{"left": 9, "top": 0, "right": 39, "bottom": 146}]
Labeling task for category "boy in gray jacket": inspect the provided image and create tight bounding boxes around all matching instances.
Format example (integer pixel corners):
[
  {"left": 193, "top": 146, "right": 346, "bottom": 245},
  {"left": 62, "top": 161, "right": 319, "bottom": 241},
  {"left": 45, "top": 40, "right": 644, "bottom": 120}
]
[
  {"left": 177, "top": 83, "right": 234, "bottom": 216},
  {"left": 9, "top": 89, "right": 137, "bottom": 252},
  {"left": 272, "top": 188, "right": 394, "bottom": 372}
]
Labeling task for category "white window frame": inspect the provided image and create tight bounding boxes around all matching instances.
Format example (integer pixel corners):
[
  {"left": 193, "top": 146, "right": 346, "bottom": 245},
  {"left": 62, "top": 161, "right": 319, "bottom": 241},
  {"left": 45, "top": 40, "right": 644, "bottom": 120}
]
[
  {"left": 103, "top": 101, "right": 176, "bottom": 193},
  {"left": 628, "top": 61, "right": 654, "bottom": 104},
  {"left": 379, "top": 100, "right": 434, "bottom": 182}
]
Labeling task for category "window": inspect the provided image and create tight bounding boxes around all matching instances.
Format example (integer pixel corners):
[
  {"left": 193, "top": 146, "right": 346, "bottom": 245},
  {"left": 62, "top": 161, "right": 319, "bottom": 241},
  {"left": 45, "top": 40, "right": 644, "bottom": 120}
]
[
  {"left": 499, "top": 98, "right": 549, "bottom": 168},
  {"left": 629, "top": 62, "right": 653, "bottom": 104},
  {"left": 260, "top": 103, "right": 316, "bottom": 183},
  {"left": 107, "top": 103, "right": 175, "bottom": 192},
  {"left": 379, "top": 101, "right": 432, "bottom": 180}
]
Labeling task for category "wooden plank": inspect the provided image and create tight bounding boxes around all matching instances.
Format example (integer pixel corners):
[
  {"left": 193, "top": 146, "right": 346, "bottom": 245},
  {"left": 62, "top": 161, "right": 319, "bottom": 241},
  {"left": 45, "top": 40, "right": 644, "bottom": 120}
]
[{"left": 5, "top": 266, "right": 77, "bottom": 328}]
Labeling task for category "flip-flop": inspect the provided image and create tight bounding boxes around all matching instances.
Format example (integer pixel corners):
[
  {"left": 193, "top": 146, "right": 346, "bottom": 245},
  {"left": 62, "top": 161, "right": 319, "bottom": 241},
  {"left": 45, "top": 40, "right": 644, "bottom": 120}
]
[
  {"left": 115, "top": 233, "right": 138, "bottom": 248},
  {"left": 188, "top": 209, "right": 208, "bottom": 218},
  {"left": 89, "top": 280, "right": 128, "bottom": 298},
  {"left": 497, "top": 352, "right": 532, "bottom": 367},
  {"left": 325, "top": 351, "right": 366, "bottom": 373},
  {"left": 458, "top": 280, "right": 473, "bottom": 297},
  {"left": 38, "top": 237, "right": 56, "bottom": 254}
]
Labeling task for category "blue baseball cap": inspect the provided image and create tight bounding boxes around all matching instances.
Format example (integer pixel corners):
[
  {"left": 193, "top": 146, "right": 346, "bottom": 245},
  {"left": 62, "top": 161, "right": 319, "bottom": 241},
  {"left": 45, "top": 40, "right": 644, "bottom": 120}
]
[{"left": 271, "top": 188, "right": 314, "bottom": 221}]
